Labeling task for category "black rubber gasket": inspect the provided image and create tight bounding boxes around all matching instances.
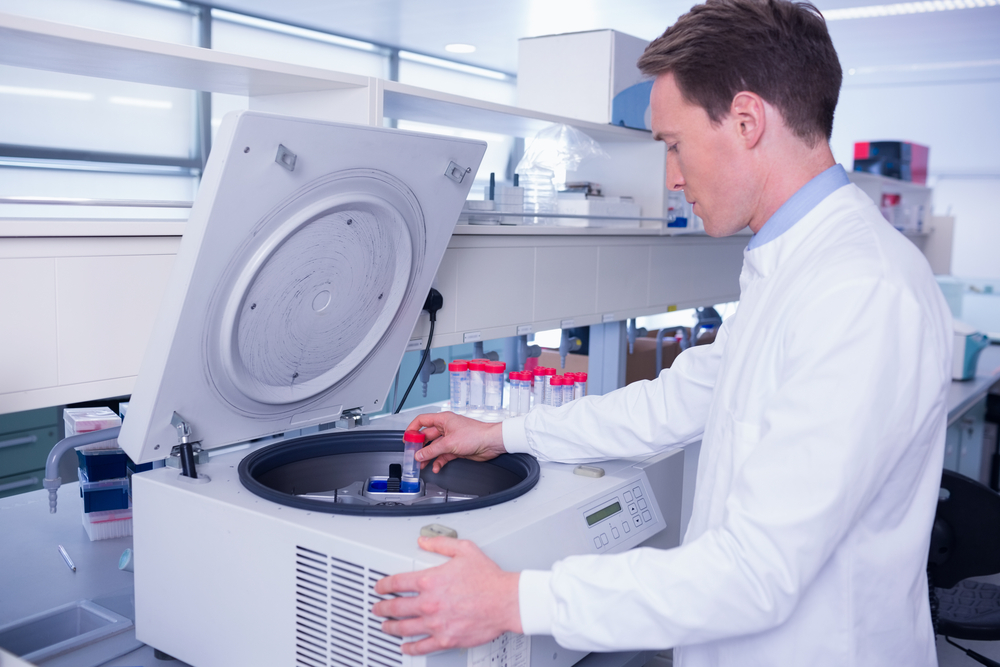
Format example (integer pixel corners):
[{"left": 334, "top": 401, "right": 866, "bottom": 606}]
[{"left": 238, "top": 429, "right": 539, "bottom": 516}]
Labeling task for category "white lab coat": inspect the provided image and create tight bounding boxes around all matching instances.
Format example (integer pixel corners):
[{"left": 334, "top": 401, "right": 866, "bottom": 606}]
[{"left": 503, "top": 183, "right": 952, "bottom": 666}]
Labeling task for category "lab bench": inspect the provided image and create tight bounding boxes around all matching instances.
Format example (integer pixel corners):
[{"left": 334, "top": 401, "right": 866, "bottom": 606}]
[{"left": 3, "top": 349, "right": 998, "bottom": 666}]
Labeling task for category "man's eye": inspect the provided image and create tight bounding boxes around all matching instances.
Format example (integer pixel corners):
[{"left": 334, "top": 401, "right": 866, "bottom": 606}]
[{"left": 667, "top": 143, "right": 679, "bottom": 153}]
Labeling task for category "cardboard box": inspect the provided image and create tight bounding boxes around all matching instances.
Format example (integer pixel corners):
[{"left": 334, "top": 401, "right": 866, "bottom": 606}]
[{"left": 517, "top": 30, "right": 652, "bottom": 130}]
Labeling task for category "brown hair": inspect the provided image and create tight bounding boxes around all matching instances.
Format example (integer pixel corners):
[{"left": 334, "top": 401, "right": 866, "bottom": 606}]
[{"left": 637, "top": 0, "right": 842, "bottom": 144}]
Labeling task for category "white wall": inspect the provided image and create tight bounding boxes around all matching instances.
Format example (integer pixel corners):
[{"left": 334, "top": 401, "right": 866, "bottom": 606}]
[{"left": 830, "top": 79, "right": 1000, "bottom": 280}]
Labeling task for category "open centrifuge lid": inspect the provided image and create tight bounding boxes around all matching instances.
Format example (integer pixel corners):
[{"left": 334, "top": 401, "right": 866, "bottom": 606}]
[{"left": 118, "top": 111, "right": 485, "bottom": 463}]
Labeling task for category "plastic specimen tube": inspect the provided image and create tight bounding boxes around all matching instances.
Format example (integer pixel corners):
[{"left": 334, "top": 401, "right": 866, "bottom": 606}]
[
  {"left": 573, "top": 372, "right": 588, "bottom": 400},
  {"left": 485, "top": 361, "right": 506, "bottom": 412},
  {"left": 517, "top": 373, "right": 532, "bottom": 417},
  {"left": 532, "top": 367, "right": 547, "bottom": 410},
  {"left": 550, "top": 376, "right": 566, "bottom": 408},
  {"left": 507, "top": 371, "right": 521, "bottom": 417},
  {"left": 542, "top": 367, "right": 557, "bottom": 406},
  {"left": 449, "top": 360, "right": 469, "bottom": 413},
  {"left": 401, "top": 430, "right": 424, "bottom": 490},
  {"left": 469, "top": 359, "right": 489, "bottom": 411}
]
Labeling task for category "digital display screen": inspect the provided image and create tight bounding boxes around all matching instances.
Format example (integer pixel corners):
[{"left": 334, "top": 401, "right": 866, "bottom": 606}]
[{"left": 586, "top": 501, "right": 623, "bottom": 526}]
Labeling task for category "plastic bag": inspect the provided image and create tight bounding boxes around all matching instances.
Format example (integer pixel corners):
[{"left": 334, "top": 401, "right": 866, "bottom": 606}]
[
  {"left": 515, "top": 124, "right": 611, "bottom": 174},
  {"left": 515, "top": 124, "right": 610, "bottom": 222}
]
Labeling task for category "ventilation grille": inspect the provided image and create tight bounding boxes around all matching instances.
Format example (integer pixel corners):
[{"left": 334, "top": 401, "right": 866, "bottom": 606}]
[{"left": 295, "top": 546, "right": 404, "bottom": 667}]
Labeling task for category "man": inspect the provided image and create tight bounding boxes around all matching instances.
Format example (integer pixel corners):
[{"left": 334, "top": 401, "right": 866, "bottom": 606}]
[{"left": 374, "top": 0, "right": 952, "bottom": 664}]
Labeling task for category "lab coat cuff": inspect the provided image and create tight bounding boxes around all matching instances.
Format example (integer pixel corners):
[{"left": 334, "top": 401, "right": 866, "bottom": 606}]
[
  {"left": 502, "top": 415, "right": 533, "bottom": 455},
  {"left": 518, "top": 569, "right": 556, "bottom": 636}
]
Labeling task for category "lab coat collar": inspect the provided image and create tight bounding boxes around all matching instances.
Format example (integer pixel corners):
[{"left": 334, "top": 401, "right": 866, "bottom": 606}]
[{"left": 742, "top": 179, "right": 858, "bottom": 280}]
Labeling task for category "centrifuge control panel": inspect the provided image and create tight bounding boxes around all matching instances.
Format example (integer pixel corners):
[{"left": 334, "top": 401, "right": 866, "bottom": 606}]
[{"left": 581, "top": 479, "right": 660, "bottom": 551}]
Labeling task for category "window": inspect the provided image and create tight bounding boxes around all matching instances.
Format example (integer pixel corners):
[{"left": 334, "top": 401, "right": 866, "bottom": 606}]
[{"left": 0, "top": 0, "right": 516, "bottom": 218}]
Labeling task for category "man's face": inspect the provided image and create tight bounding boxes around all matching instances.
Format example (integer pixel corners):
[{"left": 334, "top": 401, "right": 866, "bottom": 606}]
[{"left": 650, "top": 73, "right": 753, "bottom": 237}]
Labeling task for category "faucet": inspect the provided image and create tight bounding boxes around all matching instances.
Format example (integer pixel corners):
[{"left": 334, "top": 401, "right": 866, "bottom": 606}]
[{"left": 43, "top": 427, "right": 122, "bottom": 514}]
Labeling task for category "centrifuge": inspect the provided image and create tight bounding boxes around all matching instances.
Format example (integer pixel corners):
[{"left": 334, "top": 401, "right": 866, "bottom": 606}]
[{"left": 117, "top": 111, "right": 684, "bottom": 667}]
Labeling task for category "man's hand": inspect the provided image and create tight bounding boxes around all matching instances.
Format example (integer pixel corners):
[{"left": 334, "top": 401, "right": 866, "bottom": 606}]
[
  {"left": 372, "top": 536, "right": 522, "bottom": 655},
  {"left": 405, "top": 412, "right": 506, "bottom": 473}
]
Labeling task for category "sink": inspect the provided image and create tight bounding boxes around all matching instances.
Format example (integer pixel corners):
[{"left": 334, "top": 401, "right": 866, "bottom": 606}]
[{"left": 0, "top": 600, "right": 133, "bottom": 664}]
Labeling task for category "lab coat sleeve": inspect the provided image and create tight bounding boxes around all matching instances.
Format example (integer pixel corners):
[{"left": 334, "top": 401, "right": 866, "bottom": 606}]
[
  {"left": 518, "top": 277, "right": 949, "bottom": 650},
  {"left": 502, "top": 319, "right": 730, "bottom": 462}
]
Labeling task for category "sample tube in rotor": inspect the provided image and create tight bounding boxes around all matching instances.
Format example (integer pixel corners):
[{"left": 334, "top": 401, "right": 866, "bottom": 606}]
[{"left": 402, "top": 430, "right": 424, "bottom": 491}]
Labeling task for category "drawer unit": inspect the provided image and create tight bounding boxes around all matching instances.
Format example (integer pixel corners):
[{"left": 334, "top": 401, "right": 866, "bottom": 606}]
[
  {"left": 0, "top": 469, "right": 44, "bottom": 498},
  {"left": 0, "top": 406, "right": 61, "bottom": 497},
  {"left": 0, "top": 425, "right": 61, "bottom": 478}
]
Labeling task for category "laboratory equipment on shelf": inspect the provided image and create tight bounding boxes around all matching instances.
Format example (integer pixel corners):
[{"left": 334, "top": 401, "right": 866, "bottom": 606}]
[
  {"left": 573, "top": 372, "right": 589, "bottom": 400},
  {"left": 449, "top": 360, "right": 469, "bottom": 413}
]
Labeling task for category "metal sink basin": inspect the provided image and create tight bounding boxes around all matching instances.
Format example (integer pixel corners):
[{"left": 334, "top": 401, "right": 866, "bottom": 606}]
[{"left": 0, "top": 600, "right": 133, "bottom": 664}]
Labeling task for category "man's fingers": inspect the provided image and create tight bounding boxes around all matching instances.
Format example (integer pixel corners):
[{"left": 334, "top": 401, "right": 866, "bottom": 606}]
[
  {"left": 380, "top": 617, "right": 432, "bottom": 641},
  {"left": 372, "top": 595, "right": 423, "bottom": 621},
  {"left": 373, "top": 571, "right": 422, "bottom": 596},
  {"left": 431, "top": 453, "right": 458, "bottom": 473},
  {"left": 404, "top": 413, "right": 441, "bottom": 433},
  {"left": 400, "top": 635, "right": 451, "bottom": 656},
  {"left": 417, "top": 426, "right": 443, "bottom": 442},
  {"left": 415, "top": 438, "right": 457, "bottom": 463},
  {"left": 418, "top": 535, "right": 467, "bottom": 559}
]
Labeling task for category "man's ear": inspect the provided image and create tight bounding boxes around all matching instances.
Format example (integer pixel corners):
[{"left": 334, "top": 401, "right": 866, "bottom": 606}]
[{"left": 730, "top": 91, "right": 766, "bottom": 149}]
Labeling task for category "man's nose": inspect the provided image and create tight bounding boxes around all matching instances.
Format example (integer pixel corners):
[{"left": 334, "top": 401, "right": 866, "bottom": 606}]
[{"left": 666, "top": 155, "right": 685, "bottom": 191}]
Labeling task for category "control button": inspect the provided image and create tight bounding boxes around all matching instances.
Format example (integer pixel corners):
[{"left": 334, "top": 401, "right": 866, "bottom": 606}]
[
  {"left": 601, "top": 533, "right": 609, "bottom": 546},
  {"left": 642, "top": 510, "right": 652, "bottom": 522},
  {"left": 628, "top": 504, "right": 638, "bottom": 515},
  {"left": 622, "top": 521, "right": 631, "bottom": 533},
  {"left": 594, "top": 537, "right": 603, "bottom": 548},
  {"left": 638, "top": 498, "right": 648, "bottom": 510},
  {"left": 612, "top": 526, "right": 620, "bottom": 539},
  {"left": 633, "top": 515, "right": 642, "bottom": 527},
  {"left": 624, "top": 491, "right": 634, "bottom": 502},
  {"left": 633, "top": 486, "right": 643, "bottom": 498}
]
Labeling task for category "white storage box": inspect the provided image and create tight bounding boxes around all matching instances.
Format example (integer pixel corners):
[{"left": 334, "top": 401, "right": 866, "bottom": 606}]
[
  {"left": 517, "top": 30, "right": 652, "bottom": 130},
  {"left": 556, "top": 196, "right": 642, "bottom": 227},
  {"left": 64, "top": 407, "right": 121, "bottom": 451}
]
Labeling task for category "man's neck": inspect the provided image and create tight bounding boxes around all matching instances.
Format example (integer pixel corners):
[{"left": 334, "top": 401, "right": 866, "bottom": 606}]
[{"left": 748, "top": 143, "right": 837, "bottom": 234}]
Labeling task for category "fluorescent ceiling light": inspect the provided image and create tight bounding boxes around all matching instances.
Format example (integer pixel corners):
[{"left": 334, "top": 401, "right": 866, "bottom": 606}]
[
  {"left": 212, "top": 9, "right": 379, "bottom": 52},
  {"left": 134, "top": 0, "right": 188, "bottom": 9},
  {"left": 399, "top": 51, "right": 509, "bottom": 80},
  {"left": 109, "top": 97, "right": 173, "bottom": 109},
  {"left": 0, "top": 85, "right": 93, "bottom": 101},
  {"left": 445, "top": 43, "right": 477, "bottom": 54},
  {"left": 847, "top": 58, "right": 1000, "bottom": 74},
  {"left": 824, "top": 0, "right": 997, "bottom": 20}
]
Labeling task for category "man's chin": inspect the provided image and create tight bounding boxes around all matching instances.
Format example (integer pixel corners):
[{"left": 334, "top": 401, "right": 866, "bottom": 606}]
[{"left": 702, "top": 220, "right": 748, "bottom": 238}]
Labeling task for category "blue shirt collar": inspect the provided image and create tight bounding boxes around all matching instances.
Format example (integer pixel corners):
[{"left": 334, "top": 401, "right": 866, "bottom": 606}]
[{"left": 746, "top": 164, "right": 850, "bottom": 251}]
